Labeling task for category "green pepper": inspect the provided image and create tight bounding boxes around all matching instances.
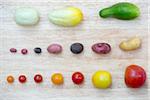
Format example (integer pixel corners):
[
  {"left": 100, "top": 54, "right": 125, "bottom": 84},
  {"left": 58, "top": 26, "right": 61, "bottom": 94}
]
[{"left": 99, "top": 2, "right": 140, "bottom": 20}]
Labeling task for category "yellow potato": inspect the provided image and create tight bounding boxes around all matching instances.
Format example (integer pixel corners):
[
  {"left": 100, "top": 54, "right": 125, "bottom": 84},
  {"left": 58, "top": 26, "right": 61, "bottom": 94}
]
[{"left": 119, "top": 37, "right": 141, "bottom": 51}]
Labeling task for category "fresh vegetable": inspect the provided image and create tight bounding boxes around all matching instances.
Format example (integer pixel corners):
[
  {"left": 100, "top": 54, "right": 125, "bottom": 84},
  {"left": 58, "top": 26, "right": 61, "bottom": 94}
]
[
  {"left": 92, "top": 43, "right": 111, "bottom": 54},
  {"left": 125, "top": 65, "right": 146, "bottom": 88},
  {"left": 48, "top": 7, "right": 83, "bottom": 26},
  {"left": 72, "top": 72, "right": 84, "bottom": 85},
  {"left": 15, "top": 7, "right": 40, "bottom": 25},
  {"left": 34, "top": 74, "right": 43, "bottom": 83},
  {"left": 18, "top": 75, "right": 27, "bottom": 83},
  {"left": 92, "top": 70, "right": 112, "bottom": 89},
  {"left": 10, "top": 48, "right": 17, "bottom": 53},
  {"left": 70, "top": 43, "right": 84, "bottom": 54},
  {"left": 7, "top": 75, "right": 15, "bottom": 83},
  {"left": 34, "top": 47, "right": 42, "bottom": 54},
  {"left": 99, "top": 2, "right": 140, "bottom": 20},
  {"left": 119, "top": 37, "right": 141, "bottom": 51},
  {"left": 47, "top": 44, "right": 62, "bottom": 54},
  {"left": 51, "top": 73, "right": 64, "bottom": 85}
]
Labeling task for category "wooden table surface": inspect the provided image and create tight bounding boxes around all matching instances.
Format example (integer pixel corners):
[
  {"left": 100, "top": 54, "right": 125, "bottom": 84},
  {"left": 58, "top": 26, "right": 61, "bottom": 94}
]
[{"left": 0, "top": 0, "right": 149, "bottom": 100}]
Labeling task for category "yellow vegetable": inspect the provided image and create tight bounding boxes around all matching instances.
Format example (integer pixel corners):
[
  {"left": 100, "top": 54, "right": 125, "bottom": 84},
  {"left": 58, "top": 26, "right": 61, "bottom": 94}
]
[
  {"left": 48, "top": 7, "right": 83, "bottom": 27},
  {"left": 92, "top": 70, "right": 112, "bottom": 89},
  {"left": 119, "top": 37, "right": 141, "bottom": 51}
]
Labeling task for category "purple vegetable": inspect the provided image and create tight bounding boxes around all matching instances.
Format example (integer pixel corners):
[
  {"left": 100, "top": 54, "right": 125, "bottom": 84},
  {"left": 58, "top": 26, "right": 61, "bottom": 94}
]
[
  {"left": 47, "top": 44, "right": 62, "bottom": 54},
  {"left": 21, "top": 48, "right": 28, "bottom": 55},
  {"left": 92, "top": 43, "right": 111, "bottom": 54},
  {"left": 10, "top": 48, "right": 17, "bottom": 53}
]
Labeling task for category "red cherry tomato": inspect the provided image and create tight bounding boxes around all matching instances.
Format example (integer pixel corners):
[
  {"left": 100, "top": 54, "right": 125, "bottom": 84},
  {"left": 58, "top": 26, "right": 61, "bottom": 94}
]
[
  {"left": 34, "top": 74, "right": 43, "bottom": 83},
  {"left": 125, "top": 65, "right": 146, "bottom": 88},
  {"left": 18, "top": 75, "right": 27, "bottom": 83},
  {"left": 72, "top": 72, "right": 84, "bottom": 84}
]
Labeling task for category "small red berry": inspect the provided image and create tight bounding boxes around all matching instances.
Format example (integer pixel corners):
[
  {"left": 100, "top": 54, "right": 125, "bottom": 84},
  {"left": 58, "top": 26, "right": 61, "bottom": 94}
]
[
  {"left": 10, "top": 48, "right": 17, "bottom": 53},
  {"left": 18, "top": 75, "right": 27, "bottom": 83},
  {"left": 21, "top": 49, "right": 28, "bottom": 55},
  {"left": 72, "top": 72, "right": 84, "bottom": 85},
  {"left": 34, "top": 74, "right": 43, "bottom": 83}
]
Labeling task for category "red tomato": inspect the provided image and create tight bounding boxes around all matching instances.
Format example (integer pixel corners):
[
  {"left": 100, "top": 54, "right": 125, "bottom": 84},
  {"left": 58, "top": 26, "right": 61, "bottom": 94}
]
[
  {"left": 72, "top": 72, "right": 84, "bottom": 84},
  {"left": 125, "top": 65, "right": 146, "bottom": 88},
  {"left": 18, "top": 75, "right": 27, "bottom": 83},
  {"left": 34, "top": 74, "right": 43, "bottom": 83}
]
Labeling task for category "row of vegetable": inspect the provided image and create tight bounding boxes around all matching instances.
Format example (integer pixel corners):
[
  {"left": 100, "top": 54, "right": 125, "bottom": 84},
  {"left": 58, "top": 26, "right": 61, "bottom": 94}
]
[
  {"left": 14, "top": 2, "right": 140, "bottom": 26},
  {"left": 5, "top": 65, "right": 146, "bottom": 88}
]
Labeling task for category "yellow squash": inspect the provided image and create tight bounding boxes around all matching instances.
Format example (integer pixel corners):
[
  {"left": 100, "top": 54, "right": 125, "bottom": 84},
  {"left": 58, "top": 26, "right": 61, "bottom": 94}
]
[{"left": 48, "top": 7, "right": 83, "bottom": 27}]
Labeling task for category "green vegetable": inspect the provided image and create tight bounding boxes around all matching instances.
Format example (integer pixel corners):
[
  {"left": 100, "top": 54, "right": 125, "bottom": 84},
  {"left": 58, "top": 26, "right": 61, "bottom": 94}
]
[{"left": 99, "top": 2, "right": 140, "bottom": 20}]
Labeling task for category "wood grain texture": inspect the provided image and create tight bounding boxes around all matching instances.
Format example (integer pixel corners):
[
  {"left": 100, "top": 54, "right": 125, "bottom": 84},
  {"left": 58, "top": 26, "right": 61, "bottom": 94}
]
[{"left": 0, "top": 0, "right": 149, "bottom": 100}]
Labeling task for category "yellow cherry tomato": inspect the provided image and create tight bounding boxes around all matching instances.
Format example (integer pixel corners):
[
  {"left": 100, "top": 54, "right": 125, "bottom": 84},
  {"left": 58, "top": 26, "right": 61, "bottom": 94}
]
[
  {"left": 51, "top": 73, "right": 64, "bottom": 85},
  {"left": 92, "top": 70, "right": 112, "bottom": 89}
]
